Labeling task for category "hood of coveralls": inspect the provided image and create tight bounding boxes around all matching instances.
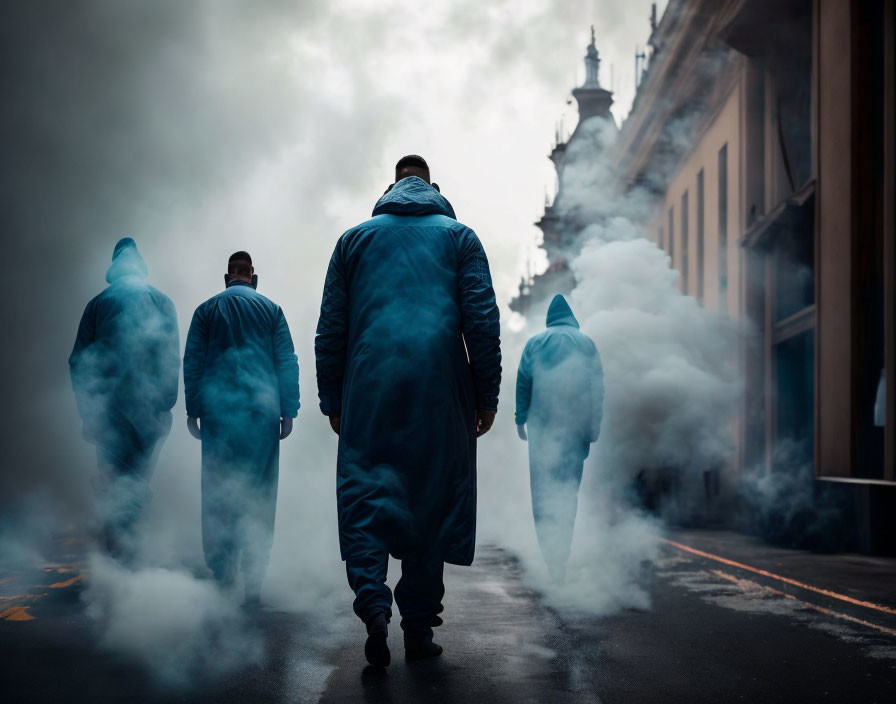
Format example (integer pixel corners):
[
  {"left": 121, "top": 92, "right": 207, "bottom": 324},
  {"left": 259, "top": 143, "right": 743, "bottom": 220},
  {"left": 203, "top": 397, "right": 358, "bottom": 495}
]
[
  {"left": 371, "top": 176, "right": 457, "bottom": 219},
  {"left": 106, "top": 237, "right": 149, "bottom": 283},
  {"left": 545, "top": 294, "right": 579, "bottom": 328}
]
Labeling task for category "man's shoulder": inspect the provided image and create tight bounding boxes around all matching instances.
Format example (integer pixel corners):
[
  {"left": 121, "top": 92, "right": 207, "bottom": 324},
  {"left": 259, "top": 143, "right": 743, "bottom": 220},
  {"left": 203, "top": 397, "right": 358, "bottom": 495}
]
[
  {"left": 527, "top": 329, "right": 552, "bottom": 346},
  {"left": 208, "top": 286, "right": 280, "bottom": 312},
  {"left": 145, "top": 284, "right": 176, "bottom": 310},
  {"left": 562, "top": 327, "right": 599, "bottom": 355},
  {"left": 348, "top": 213, "right": 470, "bottom": 234}
]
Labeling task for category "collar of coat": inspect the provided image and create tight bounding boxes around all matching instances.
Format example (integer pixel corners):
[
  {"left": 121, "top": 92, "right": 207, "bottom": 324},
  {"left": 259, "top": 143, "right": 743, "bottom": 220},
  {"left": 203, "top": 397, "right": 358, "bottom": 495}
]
[{"left": 372, "top": 176, "right": 456, "bottom": 219}]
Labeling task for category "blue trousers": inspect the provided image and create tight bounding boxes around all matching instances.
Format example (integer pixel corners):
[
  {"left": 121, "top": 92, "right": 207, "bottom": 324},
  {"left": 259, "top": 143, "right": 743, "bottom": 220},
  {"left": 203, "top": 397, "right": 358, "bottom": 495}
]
[
  {"left": 345, "top": 551, "right": 445, "bottom": 632},
  {"left": 95, "top": 417, "right": 169, "bottom": 562},
  {"left": 528, "top": 426, "right": 590, "bottom": 569},
  {"left": 200, "top": 413, "right": 279, "bottom": 597}
]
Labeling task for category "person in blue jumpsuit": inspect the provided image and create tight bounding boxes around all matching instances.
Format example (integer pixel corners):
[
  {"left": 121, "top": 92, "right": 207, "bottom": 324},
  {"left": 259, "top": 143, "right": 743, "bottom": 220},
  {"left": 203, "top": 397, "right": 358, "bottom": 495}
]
[
  {"left": 316, "top": 155, "right": 501, "bottom": 667},
  {"left": 70, "top": 238, "right": 180, "bottom": 562},
  {"left": 183, "top": 251, "right": 299, "bottom": 605},
  {"left": 515, "top": 295, "right": 604, "bottom": 582}
]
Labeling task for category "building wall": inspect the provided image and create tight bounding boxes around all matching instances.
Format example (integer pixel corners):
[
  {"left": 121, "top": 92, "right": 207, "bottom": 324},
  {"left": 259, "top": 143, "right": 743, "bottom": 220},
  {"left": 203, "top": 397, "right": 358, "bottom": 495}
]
[
  {"left": 655, "top": 78, "right": 744, "bottom": 319},
  {"left": 618, "top": 0, "right": 895, "bottom": 551},
  {"left": 645, "top": 72, "right": 748, "bottom": 490}
]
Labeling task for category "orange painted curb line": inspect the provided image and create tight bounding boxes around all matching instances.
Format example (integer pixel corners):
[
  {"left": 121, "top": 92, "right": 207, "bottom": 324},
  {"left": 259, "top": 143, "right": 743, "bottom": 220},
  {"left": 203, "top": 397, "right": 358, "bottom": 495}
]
[
  {"left": 711, "top": 569, "right": 896, "bottom": 638},
  {"left": 662, "top": 538, "right": 896, "bottom": 616}
]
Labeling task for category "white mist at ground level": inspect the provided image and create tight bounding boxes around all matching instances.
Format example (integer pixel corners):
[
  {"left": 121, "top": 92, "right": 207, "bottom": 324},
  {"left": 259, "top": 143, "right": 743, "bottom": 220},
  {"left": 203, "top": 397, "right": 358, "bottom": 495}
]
[
  {"left": 83, "top": 553, "right": 263, "bottom": 687},
  {"left": 479, "top": 215, "right": 741, "bottom": 616}
]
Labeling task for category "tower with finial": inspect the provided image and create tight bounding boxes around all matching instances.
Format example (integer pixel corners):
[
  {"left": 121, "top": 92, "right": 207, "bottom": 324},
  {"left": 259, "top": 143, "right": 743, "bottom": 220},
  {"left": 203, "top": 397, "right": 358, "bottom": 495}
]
[
  {"left": 509, "top": 27, "right": 617, "bottom": 318},
  {"left": 585, "top": 25, "right": 600, "bottom": 85},
  {"left": 572, "top": 26, "right": 615, "bottom": 122}
]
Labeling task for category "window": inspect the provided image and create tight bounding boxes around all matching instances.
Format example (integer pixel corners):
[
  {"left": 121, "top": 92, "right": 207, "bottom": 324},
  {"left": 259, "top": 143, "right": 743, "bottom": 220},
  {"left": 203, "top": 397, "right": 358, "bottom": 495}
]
[
  {"left": 668, "top": 206, "right": 675, "bottom": 264},
  {"left": 774, "top": 228, "right": 814, "bottom": 322},
  {"left": 774, "top": 330, "right": 814, "bottom": 472},
  {"left": 681, "top": 191, "right": 690, "bottom": 294},
  {"left": 718, "top": 144, "right": 728, "bottom": 313},
  {"left": 697, "top": 169, "right": 705, "bottom": 304}
]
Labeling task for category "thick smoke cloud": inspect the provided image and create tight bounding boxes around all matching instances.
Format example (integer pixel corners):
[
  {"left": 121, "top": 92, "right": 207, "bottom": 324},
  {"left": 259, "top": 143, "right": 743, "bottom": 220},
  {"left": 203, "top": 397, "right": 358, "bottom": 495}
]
[
  {"left": 1, "top": 0, "right": 669, "bottom": 683},
  {"left": 477, "top": 111, "right": 741, "bottom": 614},
  {"left": 84, "top": 554, "right": 263, "bottom": 687}
]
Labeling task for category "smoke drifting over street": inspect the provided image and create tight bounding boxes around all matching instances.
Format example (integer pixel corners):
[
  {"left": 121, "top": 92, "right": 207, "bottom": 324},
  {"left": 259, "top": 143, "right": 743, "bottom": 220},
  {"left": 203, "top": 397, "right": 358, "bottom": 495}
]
[
  {"left": 0, "top": 0, "right": 750, "bottom": 683},
  {"left": 478, "top": 109, "right": 741, "bottom": 615},
  {"left": 84, "top": 554, "right": 263, "bottom": 687}
]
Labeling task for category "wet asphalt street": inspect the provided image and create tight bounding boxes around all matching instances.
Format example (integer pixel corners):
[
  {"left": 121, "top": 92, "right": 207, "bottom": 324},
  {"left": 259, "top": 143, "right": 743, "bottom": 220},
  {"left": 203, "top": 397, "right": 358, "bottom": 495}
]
[{"left": 3, "top": 536, "right": 895, "bottom": 703}]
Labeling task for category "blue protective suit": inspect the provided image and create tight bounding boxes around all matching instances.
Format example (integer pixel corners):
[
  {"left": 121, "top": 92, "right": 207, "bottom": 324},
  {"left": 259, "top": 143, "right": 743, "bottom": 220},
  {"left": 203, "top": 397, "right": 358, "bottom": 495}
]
[
  {"left": 316, "top": 176, "right": 501, "bottom": 577},
  {"left": 183, "top": 281, "right": 299, "bottom": 593},
  {"left": 69, "top": 238, "right": 179, "bottom": 559},
  {"left": 515, "top": 295, "right": 604, "bottom": 570}
]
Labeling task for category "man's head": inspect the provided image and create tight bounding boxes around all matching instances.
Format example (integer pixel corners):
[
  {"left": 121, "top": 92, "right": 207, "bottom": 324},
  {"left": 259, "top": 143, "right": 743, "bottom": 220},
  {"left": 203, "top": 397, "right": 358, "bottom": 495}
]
[
  {"left": 395, "top": 154, "right": 430, "bottom": 184},
  {"left": 226, "top": 250, "right": 254, "bottom": 285}
]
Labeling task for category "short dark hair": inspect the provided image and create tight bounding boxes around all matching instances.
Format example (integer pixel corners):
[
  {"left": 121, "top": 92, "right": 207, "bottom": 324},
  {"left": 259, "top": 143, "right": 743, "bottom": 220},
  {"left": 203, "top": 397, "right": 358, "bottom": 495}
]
[
  {"left": 395, "top": 154, "right": 430, "bottom": 182},
  {"left": 228, "top": 250, "right": 252, "bottom": 276}
]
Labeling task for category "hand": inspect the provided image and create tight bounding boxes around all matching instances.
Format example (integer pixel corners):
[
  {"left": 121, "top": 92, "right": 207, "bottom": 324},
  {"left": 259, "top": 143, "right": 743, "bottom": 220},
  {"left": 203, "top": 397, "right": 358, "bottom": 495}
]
[
  {"left": 187, "top": 416, "right": 201, "bottom": 440},
  {"left": 517, "top": 424, "right": 527, "bottom": 441},
  {"left": 475, "top": 409, "right": 496, "bottom": 437},
  {"left": 329, "top": 415, "right": 341, "bottom": 435},
  {"left": 280, "top": 416, "right": 293, "bottom": 440}
]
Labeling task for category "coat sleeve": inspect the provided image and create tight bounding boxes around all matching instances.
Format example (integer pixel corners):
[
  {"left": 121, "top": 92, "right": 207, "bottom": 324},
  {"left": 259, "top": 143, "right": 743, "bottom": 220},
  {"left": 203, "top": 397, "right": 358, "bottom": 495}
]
[
  {"left": 274, "top": 307, "right": 300, "bottom": 418},
  {"left": 590, "top": 346, "right": 605, "bottom": 442},
  {"left": 69, "top": 298, "right": 97, "bottom": 421},
  {"left": 159, "top": 296, "right": 181, "bottom": 412},
  {"left": 315, "top": 240, "right": 349, "bottom": 416},
  {"left": 183, "top": 306, "right": 209, "bottom": 418},
  {"left": 458, "top": 229, "right": 502, "bottom": 411},
  {"left": 514, "top": 341, "right": 533, "bottom": 426}
]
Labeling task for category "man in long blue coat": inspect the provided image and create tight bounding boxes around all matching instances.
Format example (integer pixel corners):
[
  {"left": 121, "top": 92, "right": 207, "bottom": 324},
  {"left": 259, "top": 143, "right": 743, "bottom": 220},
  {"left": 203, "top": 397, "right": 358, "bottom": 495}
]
[
  {"left": 183, "top": 251, "right": 299, "bottom": 605},
  {"left": 316, "top": 155, "right": 501, "bottom": 667},
  {"left": 70, "top": 238, "right": 180, "bottom": 561},
  {"left": 516, "top": 295, "right": 604, "bottom": 582}
]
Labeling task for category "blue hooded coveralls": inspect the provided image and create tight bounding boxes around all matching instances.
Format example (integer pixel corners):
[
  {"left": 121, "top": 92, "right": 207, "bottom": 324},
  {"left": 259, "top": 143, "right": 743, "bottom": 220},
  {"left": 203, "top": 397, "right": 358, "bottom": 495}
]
[
  {"left": 183, "top": 280, "right": 299, "bottom": 595},
  {"left": 315, "top": 177, "right": 501, "bottom": 630},
  {"left": 515, "top": 295, "right": 604, "bottom": 570},
  {"left": 69, "top": 238, "right": 180, "bottom": 559}
]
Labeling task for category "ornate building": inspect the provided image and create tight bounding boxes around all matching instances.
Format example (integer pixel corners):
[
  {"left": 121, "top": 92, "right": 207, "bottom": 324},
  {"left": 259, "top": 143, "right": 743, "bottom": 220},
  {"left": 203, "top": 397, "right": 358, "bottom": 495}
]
[
  {"left": 610, "top": 0, "right": 895, "bottom": 552},
  {"left": 509, "top": 28, "right": 617, "bottom": 318}
]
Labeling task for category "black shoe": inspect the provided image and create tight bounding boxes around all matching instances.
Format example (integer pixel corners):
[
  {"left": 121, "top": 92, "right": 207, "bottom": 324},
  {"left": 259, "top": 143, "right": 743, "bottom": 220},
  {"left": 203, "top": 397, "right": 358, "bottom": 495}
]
[
  {"left": 404, "top": 627, "right": 443, "bottom": 660},
  {"left": 365, "top": 612, "right": 391, "bottom": 668}
]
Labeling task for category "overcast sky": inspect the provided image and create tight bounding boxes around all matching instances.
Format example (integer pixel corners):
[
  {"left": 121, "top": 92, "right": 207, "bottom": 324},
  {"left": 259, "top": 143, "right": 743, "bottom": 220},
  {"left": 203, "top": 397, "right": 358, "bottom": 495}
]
[{"left": 0, "top": 0, "right": 663, "bottom": 519}]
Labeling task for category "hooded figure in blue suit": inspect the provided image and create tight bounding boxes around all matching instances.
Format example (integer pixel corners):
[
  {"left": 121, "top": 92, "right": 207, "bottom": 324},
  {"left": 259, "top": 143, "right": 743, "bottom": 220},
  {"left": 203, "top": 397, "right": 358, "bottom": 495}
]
[
  {"left": 70, "top": 238, "right": 180, "bottom": 561},
  {"left": 316, "top": 156, "right": 501, "bottom": 666},
  {"left": 183, "top": 251, "right": 299, "bottom": 605},
  {"left": 516, "top": 295, "right": 604, "bottom": 581}
]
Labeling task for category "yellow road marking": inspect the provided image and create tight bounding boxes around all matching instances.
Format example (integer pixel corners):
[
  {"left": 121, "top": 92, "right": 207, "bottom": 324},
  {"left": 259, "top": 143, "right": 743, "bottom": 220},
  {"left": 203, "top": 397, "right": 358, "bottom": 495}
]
[
  {"left": 711, "top": 569, "right": 896, "bottom": 638},
  {"left": 0, "top": 606, "right": 35, "bottom": 621},
  {"left": 662, "top": 538, "right": 896, "bottom": 616},
  {"left": 49, "top": 575, "right": 82, "bottom": 589}
]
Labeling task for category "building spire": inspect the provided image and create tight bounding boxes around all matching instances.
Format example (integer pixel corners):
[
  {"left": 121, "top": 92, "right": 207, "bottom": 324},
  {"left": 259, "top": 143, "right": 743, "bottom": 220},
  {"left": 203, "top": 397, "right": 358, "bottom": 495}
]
[
  {"left": 572, "top": 25, "right": 615, "bottom": 122},
  {"left": 584, "top": 25, "right": 600, "bottom": 87}
]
